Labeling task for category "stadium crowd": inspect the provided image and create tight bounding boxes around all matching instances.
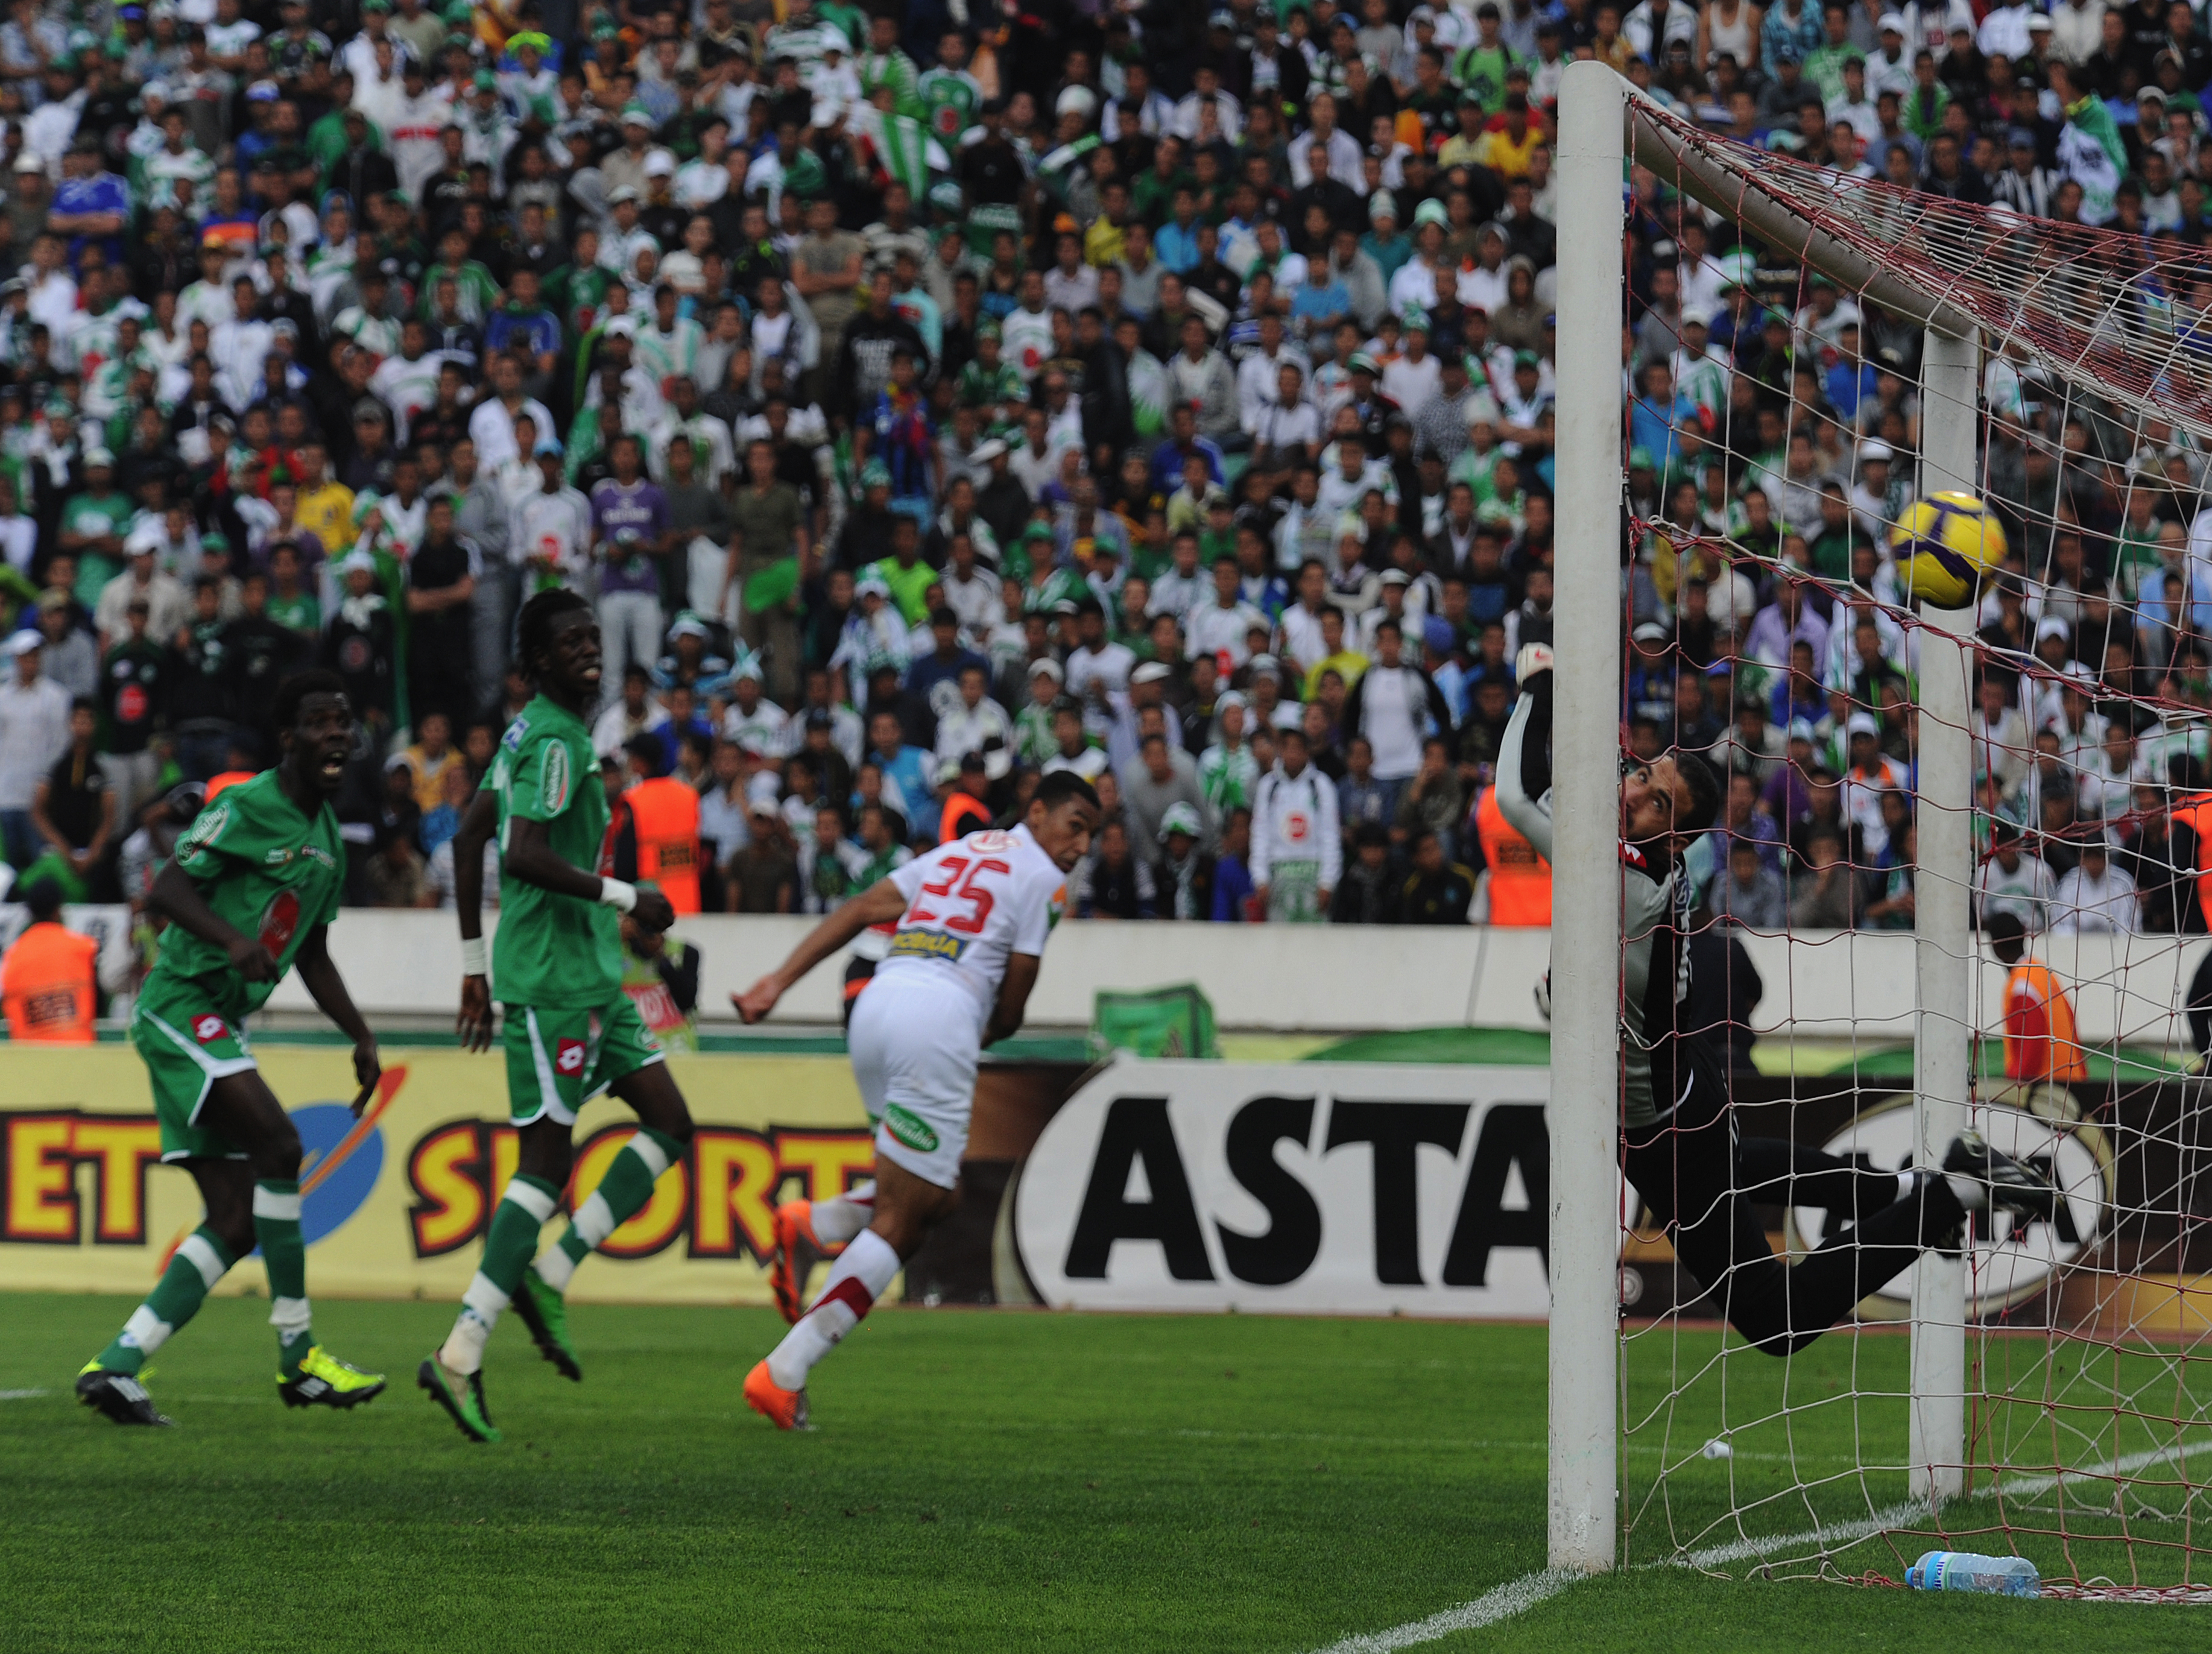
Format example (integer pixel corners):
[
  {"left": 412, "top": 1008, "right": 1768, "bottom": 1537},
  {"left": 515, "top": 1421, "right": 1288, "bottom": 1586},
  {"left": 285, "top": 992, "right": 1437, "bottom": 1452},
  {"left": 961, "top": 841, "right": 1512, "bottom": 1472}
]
[{"left": 0, "top": 0, "right": 2205, "bottom": 941}]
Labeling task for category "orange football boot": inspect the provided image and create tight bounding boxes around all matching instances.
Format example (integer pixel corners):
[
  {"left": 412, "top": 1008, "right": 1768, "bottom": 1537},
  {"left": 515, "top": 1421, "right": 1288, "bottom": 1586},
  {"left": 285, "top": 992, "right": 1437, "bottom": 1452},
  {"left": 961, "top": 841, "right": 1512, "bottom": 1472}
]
[
  {"left": 744, "top": 1359, "right": 809, "bottom": 1430},
  {"left": 768, "top": 1200, "right": 812, "bottom": 1325}
]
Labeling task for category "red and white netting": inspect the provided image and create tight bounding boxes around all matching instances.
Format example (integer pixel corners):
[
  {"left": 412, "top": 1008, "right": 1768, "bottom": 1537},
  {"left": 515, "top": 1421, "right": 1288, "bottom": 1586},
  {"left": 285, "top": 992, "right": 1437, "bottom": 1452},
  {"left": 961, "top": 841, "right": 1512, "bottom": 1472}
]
[{"left": 1611, "top": 93, "right": 2212, "bottom": 1599}]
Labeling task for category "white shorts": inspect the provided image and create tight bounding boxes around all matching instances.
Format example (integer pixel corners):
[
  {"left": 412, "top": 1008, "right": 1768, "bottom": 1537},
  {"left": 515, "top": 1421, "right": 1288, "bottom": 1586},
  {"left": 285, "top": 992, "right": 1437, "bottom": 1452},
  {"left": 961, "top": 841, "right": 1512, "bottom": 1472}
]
[{"left": 847, "top": 971, "right": 982, "bottom": 1190}]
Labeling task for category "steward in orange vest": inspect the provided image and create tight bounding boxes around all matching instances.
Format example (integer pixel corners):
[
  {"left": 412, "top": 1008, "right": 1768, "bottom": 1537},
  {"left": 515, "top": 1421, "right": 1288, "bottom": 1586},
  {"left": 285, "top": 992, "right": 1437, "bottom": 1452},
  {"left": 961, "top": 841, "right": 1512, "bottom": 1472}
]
[
  {"left": 938, "top": 753, "right": 995, "bottom": 842},
  {"left": 1, "top": 880, "right": 98, "bottom": 1043},
  {"left": 621, "top": 734, "right": 703, "bottom": 915},
  {"left": 1474, "top": 784, "right": 1552, "bottom": 924},
  {"left": 1988, "top": 912, "right": 2085, "bottom": 1083}
]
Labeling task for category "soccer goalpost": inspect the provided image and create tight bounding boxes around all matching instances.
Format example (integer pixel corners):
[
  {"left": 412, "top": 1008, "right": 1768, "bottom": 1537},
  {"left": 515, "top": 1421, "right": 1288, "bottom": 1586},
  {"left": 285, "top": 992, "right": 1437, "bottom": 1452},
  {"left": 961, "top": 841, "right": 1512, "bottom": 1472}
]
[{"left": 1550, "top": 60, "right": 2212, "bottom": 1595}]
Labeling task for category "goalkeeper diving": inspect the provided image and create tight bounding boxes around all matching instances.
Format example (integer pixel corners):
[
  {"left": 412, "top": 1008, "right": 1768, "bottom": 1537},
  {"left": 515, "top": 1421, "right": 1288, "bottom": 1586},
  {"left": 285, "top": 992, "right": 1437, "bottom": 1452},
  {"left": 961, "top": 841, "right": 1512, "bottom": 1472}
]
[{"left": 1498, "top": 646, "right": 2057, "bottom": 1355}]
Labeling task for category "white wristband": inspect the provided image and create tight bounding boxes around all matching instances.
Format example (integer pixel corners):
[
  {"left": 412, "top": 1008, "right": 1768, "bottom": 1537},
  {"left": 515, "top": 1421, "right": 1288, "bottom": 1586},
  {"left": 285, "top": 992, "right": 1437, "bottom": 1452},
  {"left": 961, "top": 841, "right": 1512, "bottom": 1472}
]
[
  {"left": 598, "top": 877, "right": 639, "bottom": 914},
  {"left": 460, "top": 935, "right": 488, "bottom": 977}
]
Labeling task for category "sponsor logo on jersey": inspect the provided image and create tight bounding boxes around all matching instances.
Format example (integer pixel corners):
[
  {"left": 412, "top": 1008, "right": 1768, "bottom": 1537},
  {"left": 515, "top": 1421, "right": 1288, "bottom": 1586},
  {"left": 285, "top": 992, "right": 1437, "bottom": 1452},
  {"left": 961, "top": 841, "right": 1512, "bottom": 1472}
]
[
  {"left": 177, "top": 800, "right": 229, "bottom": 862},
  {"left": 554, "top": 1037, "right": 586, "bottom": 1076},
  {"left": 888, "top": 929, "right": 967, "bottom": 962},
  {"left": 264, "top": 847, "right": 294, "bottom": 865},
  {"left": 192, "top": 1014, "right": 227, "bottom": 1045},
  {"left": 540, "top": 740, "right": 571, "bottom": 815},
  {"left": 259, "top": 889, "right": 302, "bottom": 956},
  {"left": 501, "top": 716, "right": 529, "bottom": 753},
  {"left": 882, "top": 1103, "right": 939, "bottom": 1154},
  {"left": 301, "top": 844, "right": 338, "bottom": 870}
]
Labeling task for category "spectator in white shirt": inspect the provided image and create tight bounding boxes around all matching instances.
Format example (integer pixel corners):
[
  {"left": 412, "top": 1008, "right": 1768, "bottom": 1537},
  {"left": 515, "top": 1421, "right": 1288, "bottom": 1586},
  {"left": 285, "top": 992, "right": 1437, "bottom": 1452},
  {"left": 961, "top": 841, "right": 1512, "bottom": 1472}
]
[
  {"left": 0, "top": 633, "right": 74, "bottom": 867},
  {"left": 2051, "top": 836, "right": 2138, "bottom": 932},
  {"left": 1187, "top": 556, "right": 1272, "bottom": 668}
]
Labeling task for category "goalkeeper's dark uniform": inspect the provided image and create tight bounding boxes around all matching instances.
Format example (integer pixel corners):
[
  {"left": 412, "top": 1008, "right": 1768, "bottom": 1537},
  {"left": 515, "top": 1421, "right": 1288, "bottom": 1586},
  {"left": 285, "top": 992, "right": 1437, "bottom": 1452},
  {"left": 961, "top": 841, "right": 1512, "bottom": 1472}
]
[{"left": 1497, "top": 672, "right": 1967, "bottom": 1356}]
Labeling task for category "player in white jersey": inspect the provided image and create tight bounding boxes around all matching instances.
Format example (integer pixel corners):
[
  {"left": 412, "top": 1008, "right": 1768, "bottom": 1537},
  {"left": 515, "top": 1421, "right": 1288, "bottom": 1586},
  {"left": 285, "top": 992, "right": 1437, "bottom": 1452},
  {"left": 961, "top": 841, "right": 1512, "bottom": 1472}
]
[{"left": 731, "top": 771, "right": 1101, "bottom": 1428}]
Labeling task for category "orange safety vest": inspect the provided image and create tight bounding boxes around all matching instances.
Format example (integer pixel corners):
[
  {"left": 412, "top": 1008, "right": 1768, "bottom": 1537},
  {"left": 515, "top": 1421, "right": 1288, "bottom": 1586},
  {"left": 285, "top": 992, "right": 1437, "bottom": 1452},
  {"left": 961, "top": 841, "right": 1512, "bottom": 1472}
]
[
  {"left": 626, "top": 777, "right": 702, "bottom": 914},
  {"left": 1, "top": 920, "right": 98, "bottom": 1043},
  {"left": 2003, "top": 959, "right": 2086, "bottom": 1084},
  {"left": 1474, "top": 786, "right": 1552, "bottom": 926},
  {"left": 2175, "top": 791, "right": 2212, "bottom": 928},
  {"left": 940, "top": 789, "right": 991, "bottom": 842}
]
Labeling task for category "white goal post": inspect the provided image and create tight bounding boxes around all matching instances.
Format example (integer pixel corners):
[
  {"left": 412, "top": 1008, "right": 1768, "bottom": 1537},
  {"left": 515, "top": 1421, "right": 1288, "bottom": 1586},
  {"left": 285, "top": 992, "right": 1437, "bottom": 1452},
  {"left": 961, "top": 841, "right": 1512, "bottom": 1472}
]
[{"left": 1547, "top": 60, "right": 1992, "bottom": 1570}]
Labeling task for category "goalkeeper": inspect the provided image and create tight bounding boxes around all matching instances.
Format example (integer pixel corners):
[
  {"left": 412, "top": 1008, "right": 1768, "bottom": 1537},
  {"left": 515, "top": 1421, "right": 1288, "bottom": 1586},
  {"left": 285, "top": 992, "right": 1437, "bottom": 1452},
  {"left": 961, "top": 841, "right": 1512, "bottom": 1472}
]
[{"left": 1498, "top": 648, "right": 2055, "bottom": 1356}]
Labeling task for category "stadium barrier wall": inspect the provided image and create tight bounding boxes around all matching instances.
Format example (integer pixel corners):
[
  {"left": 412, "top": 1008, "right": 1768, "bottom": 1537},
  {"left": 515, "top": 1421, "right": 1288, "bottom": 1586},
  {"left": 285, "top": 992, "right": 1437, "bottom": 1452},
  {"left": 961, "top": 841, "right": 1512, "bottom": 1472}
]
[
  {"left": 0, "top": 1042, "right": 879, "bottom": 1305},
  {"left": 6, "top": 1044, "right": 2203, "bottom": 1321},
  {"left": 1008, "top": 1061, "right": 1554, "bottom": 1318},
  {"left": 219, "top": 909, "right": 2212, "bottom": 1046}
]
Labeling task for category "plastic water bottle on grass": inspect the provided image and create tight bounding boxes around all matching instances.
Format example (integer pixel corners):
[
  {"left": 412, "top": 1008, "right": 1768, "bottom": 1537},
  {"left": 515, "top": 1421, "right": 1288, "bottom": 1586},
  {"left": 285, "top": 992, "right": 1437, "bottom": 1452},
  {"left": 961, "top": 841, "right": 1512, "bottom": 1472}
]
[{"left": 1906, "top": 1551, "right": 2040, "bottom": 1597}]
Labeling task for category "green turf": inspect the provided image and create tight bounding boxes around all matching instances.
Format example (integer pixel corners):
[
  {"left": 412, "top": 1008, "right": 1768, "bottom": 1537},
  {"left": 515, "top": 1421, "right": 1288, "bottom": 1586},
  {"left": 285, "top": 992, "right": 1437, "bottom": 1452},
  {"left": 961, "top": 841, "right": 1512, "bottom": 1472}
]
[{"left": 2, "top": 1296, "right": 2202, "bottom": 1652}]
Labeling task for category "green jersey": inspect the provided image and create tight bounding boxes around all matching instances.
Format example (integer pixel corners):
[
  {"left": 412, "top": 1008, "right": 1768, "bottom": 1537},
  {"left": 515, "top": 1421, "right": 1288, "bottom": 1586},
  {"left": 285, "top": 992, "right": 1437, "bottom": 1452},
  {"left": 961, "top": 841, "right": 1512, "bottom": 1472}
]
[
  {"left": 954, "top": 357, "right": 1023, "bottom": 409},
  {"left": 918, "top": 65, "right": 981, "bottom": 148},
  {"left": 859, "top": 47, "right": 922, "bottom": 116},
  {"left": 150, "top": 769, "right": 346, "bottom": 1022},
  {"left": 488, "top": 693, "right": 621, "bottom": 1008}
]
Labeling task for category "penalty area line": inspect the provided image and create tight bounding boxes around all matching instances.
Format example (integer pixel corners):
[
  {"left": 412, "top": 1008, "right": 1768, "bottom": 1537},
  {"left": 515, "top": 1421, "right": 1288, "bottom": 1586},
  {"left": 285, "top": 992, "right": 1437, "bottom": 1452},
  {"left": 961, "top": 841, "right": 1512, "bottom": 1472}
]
[{"left": 1306, "top": 1570, "right": 1580, "bottom": 1653}]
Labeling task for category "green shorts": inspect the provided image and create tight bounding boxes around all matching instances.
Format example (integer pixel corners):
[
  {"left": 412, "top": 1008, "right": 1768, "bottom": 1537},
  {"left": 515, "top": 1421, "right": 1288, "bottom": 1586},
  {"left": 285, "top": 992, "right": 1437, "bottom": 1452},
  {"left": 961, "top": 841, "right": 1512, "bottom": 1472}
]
[
  {"left": 132, "top": 983, "right": 258, "bottom": 1163},
  {"left": 502, "top": 999, "right": 665, "bottom": 1127}
]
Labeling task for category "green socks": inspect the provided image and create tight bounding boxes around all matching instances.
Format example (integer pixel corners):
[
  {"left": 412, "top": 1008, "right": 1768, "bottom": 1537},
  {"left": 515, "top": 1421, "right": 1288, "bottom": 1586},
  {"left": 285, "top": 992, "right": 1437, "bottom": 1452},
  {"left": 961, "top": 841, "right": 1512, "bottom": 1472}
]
[
  {"left": 440, "top": 1174, "right": 561, "bottom": 1376},
  {"left": 94, "top": 1225, "right": 236, "bottom": 1375},
  {"left": 254, "top": 1179, "right": 314, "bottom": 1376},
  {"left": 534, "top": 1129, "right": 683, "bottom": 1293}
]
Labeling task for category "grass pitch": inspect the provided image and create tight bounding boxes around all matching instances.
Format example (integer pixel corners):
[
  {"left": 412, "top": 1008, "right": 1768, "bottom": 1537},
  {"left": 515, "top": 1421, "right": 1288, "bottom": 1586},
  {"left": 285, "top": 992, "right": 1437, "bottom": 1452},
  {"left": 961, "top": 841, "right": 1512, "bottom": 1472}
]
[{"left": 1, "top": 1295, "right": 2199, "bottom": 1652}]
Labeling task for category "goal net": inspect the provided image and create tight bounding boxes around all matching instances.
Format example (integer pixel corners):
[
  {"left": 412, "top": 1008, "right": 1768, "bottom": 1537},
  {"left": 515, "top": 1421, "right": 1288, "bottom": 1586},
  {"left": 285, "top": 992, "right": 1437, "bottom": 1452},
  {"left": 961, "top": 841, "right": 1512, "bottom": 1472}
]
[{"left": 1551, "top": 64, "right": 2212, "bottom": 1600}]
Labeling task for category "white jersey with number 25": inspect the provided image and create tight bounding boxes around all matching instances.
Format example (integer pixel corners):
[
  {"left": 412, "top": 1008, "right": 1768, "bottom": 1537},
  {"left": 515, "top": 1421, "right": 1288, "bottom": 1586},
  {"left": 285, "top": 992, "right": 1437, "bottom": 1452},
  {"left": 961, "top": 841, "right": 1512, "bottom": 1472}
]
[{"left": 879, "top": 824, "right": 1068, "bottom": 1024}]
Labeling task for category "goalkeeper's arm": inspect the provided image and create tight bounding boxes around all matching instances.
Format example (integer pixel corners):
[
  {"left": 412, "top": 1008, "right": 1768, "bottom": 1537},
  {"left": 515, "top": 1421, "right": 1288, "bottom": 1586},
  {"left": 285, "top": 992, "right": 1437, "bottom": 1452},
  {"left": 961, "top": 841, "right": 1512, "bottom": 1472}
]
[{"left": 1494, "top": 643, "right": 1556, "bottom": 862}]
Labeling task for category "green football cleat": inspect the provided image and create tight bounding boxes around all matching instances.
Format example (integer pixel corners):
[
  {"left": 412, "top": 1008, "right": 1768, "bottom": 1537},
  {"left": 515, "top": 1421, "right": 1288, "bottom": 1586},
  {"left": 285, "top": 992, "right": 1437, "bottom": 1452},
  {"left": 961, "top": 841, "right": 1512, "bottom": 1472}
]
[
  {"left": 418, "top": 1356, "right": 501, "bottom": 1444},
  {"left": 510, "top": 1266, "right": 582, "bottom": 1381},
  {"left": 277, "top": 1346, "right": 387, "bottom": 1410},
  {"left": 77, "top": 1362, "right": 173, "bottom": 1427}
]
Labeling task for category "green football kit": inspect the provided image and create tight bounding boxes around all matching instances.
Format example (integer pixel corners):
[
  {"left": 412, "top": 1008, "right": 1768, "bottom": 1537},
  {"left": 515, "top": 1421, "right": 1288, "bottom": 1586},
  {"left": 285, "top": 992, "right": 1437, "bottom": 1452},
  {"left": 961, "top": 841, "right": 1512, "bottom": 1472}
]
[
  {"left": 428, "top": 693, "right": 689, "bottom": 1434},
  {"left": 485, "top": 693, "right": 663, "bottom": 1125},
  {"left": 86, "top": 767, "right": 381, "bottom": 1407},
  {"left": 133, "top": 769, "right": 346, "bottom": 1161}
]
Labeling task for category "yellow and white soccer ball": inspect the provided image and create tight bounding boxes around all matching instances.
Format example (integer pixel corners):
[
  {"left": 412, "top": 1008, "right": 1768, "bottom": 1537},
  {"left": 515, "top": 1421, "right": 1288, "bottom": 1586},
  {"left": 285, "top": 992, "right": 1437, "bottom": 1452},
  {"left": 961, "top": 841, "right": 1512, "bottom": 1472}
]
[{"left": 1888, "top": 491, "right": 2008, "bottom": 610}]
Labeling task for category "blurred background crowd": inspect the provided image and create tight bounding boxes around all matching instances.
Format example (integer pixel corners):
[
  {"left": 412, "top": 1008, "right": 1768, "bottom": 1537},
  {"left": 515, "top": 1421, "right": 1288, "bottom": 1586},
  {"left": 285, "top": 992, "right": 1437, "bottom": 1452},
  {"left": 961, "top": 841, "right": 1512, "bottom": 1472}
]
[{"left": 0, "top": 0, "right": 2202, "bottom": 948}]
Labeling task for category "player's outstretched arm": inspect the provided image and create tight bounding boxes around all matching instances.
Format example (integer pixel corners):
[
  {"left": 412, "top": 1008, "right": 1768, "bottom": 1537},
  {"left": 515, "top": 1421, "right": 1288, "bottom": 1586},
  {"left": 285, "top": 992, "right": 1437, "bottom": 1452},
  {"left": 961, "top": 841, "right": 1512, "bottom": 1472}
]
[
  {"left": 984, "top": 953, "right": 1041, "bottom": 1047},
  {"left": 148, "top": 859, "right": 277, "bottom": 982},
  {"left": 294, "top": 923, "right": 380, "bottom": 1109},
  {"left": 453, "top": 790, "right": 499, "bottom": 1051},
  {"left": 733, "top": 876, "right": 907, "bottom": 1023},
  {"left": 504, "top": 815, "right": 677, "bottom": 933},
  {"left": 1494, "top": 643, "right": 1555, "bottom": 862}
]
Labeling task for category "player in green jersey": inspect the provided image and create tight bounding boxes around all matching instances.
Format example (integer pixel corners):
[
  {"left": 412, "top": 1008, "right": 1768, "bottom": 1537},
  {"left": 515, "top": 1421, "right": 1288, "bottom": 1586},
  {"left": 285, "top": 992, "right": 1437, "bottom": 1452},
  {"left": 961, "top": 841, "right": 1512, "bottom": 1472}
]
[
  {"left": 420, "top": 590, "right": 695, "bottom": 1444},
  {"left": 77, "top": 671, "right": 387, "bottom": 1427}
]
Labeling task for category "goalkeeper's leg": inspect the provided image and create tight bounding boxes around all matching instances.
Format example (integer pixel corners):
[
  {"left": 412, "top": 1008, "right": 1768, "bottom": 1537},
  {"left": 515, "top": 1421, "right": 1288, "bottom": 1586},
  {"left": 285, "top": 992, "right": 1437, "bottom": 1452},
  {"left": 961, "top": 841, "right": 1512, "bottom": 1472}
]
[
  {"left": 1626, "top": 1057, "right": 1970, "bottom": 1357},
  {"left": 1736, "top": 1138, "right": 1919, "bottom": 1220}
]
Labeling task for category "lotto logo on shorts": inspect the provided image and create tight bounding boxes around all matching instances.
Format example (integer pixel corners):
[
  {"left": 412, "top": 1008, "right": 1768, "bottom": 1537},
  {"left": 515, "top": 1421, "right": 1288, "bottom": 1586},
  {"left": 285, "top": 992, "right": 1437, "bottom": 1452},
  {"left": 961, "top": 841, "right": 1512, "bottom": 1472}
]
[
  {"left": 883, "top": 1103, "right": 940, "bottom": 1154},
  {"left": 555, "top": 1038, "right": 586, "bottom": 1076},
  {"left": 192, "top": 1015, "right": 227, "bottom": 1045}
]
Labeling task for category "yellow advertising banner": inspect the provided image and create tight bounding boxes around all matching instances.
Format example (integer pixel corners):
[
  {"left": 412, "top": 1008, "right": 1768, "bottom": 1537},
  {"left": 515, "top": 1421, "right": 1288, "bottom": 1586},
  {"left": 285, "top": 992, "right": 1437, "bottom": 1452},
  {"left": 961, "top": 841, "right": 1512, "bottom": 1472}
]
[{"left": 0, "top": 1043, "right": 876, "bottom": 1306}]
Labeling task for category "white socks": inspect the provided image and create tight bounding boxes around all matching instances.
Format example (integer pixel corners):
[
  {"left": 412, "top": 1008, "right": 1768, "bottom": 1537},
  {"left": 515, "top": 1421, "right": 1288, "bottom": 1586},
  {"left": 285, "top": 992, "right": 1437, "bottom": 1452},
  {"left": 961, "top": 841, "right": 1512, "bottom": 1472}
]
[
  {"left": 808, "top": 1182, "right": 877, "bottom": 1247},
  {"left": 440, "top": 1273, "right": 511, "bottom": 1375},
  {"left": 766, "top": 1228, "right": 900, "bottom": 1391},
  {"left": 1944, "top": 1171, "right": 1989, "bottom": 1213}
]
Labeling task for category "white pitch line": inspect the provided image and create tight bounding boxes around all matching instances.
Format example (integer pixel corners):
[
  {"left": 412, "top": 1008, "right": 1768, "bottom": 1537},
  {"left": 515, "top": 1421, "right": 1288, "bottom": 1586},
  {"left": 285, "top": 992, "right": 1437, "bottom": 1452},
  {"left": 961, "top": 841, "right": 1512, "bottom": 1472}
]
[
  {"left": 1307, "top": 1570, "right": 1579, "bottom": 1654},
  {"left": 1981, "top": 1439, "right": 2212, "bottom": 1500},
  {"left": 1676, "top": 1501, "right": 1928, "bottom": 1570},
  {"left": 0, "top": 1387, "right": 48, "bottom": 1400},
  {"left": 1309, "top": 1438, "right": 2212, "bottom": 1649}
]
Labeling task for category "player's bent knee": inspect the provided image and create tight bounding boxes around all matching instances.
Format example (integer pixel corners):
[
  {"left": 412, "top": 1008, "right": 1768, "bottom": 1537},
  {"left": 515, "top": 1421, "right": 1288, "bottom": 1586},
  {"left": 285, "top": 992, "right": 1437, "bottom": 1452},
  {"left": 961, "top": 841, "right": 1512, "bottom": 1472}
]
[{"left": 253, "top": 1125, "right": 303, "bottom": 1182}]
